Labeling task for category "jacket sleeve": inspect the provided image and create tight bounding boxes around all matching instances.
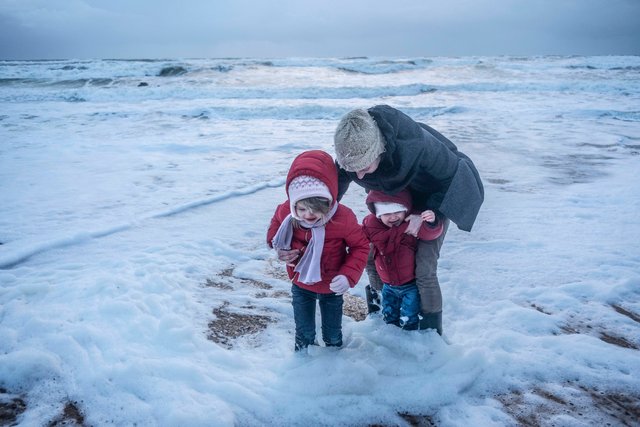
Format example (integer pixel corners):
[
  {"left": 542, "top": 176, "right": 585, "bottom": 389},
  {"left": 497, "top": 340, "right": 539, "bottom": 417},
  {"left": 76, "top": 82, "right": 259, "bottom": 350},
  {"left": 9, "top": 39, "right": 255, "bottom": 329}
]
[
  {"left": 418, "top": 123, "right": 484, "bottom": 232},
  {"left": 362, "top": 215, "right": 383, "bottom": 246},
  {"left": 417, "top": 216, "right": 444, "bottom": 241},
  {"left": 266, "top": 202, "right": 288, "bottom": 248},
  {"left": 337, "top": 209, "right": 370, "bottom": 287}
]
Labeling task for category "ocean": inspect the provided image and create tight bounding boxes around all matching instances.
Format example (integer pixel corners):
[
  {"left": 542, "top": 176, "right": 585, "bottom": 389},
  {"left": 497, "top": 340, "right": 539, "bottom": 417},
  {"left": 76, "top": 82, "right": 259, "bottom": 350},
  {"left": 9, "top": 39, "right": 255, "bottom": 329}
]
[
  {"left": 1, "top": 56, "right": 639, "bottom": 426},
  {"left": 2, "top": 56, "right": 639, "bottom": 244}
]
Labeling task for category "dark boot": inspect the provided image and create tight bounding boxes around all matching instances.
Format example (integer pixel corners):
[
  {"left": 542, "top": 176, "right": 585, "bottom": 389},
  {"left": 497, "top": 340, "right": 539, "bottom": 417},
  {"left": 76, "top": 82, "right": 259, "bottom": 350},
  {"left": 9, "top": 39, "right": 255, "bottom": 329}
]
[
  {"left": 419, "top": 311, "right": 442, "bottom": 335},
  {"left": 366, "top": 247, "right": 384, "bottom": 292},
  {"left": 365, "top": 284, "right": 381, "bottom": 314}
]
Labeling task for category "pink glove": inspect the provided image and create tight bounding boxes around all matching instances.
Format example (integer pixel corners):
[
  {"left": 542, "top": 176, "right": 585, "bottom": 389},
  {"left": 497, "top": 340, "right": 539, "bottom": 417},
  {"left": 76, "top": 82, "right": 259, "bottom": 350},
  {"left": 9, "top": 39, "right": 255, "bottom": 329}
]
[{"left": 329, "top": 275, "right": 350, "bottom": 295}]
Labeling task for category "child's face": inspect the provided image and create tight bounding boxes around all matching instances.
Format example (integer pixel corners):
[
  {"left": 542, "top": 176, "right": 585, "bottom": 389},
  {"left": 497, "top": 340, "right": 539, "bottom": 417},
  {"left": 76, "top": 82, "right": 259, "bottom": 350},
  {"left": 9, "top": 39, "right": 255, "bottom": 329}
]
[
  {"left": 295, "top": 203, "right": 322, "bottom": 223},
  {"left": 379, "top": 210, "right": 406, "bottom": 227}
]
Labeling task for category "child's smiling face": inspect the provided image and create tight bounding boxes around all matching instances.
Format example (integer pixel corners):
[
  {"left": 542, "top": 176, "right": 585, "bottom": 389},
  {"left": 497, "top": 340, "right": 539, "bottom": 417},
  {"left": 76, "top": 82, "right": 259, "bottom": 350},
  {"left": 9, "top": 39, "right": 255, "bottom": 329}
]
[{"left": 295, "top": 203, "right": 321, "bottom": 223}]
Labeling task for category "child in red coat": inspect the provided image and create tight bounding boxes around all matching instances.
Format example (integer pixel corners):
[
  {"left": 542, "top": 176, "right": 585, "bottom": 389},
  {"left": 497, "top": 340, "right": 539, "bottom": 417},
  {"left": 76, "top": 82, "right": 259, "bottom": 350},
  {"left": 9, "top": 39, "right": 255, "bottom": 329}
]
[
  {"left": 267, "top": 150, "right": 369, "bottom": 351},
  {"left": 362, "top": 189, "right": 443, "bottom": 330}
]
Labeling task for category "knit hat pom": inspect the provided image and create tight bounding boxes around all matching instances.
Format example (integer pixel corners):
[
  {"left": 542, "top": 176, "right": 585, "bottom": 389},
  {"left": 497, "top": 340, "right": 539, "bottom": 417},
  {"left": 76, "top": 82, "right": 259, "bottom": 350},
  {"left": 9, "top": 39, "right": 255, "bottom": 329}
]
[
  {"left": 374, "top": 202, "right": 408, "bottom": 218},
  {"left": 288, "top": 175, "right": 333, "bottom": 217},
  {"left": 334, "top": 108, "right": 386, "bottom": 172}
]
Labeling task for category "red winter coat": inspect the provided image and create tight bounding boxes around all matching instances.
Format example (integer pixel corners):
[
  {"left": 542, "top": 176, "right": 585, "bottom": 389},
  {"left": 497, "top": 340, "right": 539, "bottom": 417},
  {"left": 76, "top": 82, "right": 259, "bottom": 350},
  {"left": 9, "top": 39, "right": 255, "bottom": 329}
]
[
  {"left": 362, "top": 190, "right": 443, "bottom": 286},
  {"left": 267, "top": 150, "right": 369, "bottom": 294}
]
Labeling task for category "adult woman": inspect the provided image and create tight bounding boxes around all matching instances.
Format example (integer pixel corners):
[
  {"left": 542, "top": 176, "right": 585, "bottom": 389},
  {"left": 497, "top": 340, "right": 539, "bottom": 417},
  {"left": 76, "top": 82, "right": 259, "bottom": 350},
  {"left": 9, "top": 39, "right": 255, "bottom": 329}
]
[{"left": 333, "top": 105, "right": 484, "bottom": 334}]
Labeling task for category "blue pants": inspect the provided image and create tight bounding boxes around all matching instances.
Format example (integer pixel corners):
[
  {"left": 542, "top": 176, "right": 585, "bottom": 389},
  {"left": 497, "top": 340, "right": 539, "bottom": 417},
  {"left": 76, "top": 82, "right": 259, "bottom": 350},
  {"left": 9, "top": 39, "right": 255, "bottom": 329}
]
[
  {"left": 291, "top": 284, "right": 344, "bottom": 351},
  {"left": 381, "top": 282, "right": 420, "bottom": 330}
]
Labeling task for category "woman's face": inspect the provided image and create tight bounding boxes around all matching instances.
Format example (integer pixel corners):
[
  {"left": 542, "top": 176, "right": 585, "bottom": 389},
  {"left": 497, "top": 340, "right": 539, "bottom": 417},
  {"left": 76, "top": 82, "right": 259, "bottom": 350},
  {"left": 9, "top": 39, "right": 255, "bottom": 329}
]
[{"left": 355, "top": 155, "right": 381, "bottom": 179}]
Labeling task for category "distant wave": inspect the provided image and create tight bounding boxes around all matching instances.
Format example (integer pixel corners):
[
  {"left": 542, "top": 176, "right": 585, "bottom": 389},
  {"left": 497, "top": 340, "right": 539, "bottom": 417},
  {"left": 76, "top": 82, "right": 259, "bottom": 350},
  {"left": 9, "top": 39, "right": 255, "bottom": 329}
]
[
  {"left": 566, "top": 64, "right": 640, "bottom": 71},
  {"left": 0, "top": 81, "right": 438, "bottom": 102},
  {"left": 194, "top": 57, "right": 435, "bottom": 74},
  {"left": 1, "top": 81, "right": 636, "bottom": 105},
  {"left": 180, "top": 105, "right": 460, "bottom": 121},
  {"left": 601, "top": 111, "right": 640, "bottom": 122},
  {"left": 566, "top": 65, "right": 598, "bottom": 70},
  {"left": 0, "top": 57, "right": 437, "bottom": 79},
  {"left": 203, "top": 84, "right": 438, "bottom": 99},
  {"left": 570, "top": 109, "right": 640, "bottom": 123},
  {"left": 335, "top": 59, "right": 434, "bottom": 74},
  {"left": 3, "top": 75, "right": 635, "bottom": 96},
  {"left": 609, "top": 66, "right": 640, "bottom": 71},
  {"left": 2, "top": 56, "right": 638, "bottom": 106},
  {"left": 0, "top": 78, "right": 115, "bottom": 88}
]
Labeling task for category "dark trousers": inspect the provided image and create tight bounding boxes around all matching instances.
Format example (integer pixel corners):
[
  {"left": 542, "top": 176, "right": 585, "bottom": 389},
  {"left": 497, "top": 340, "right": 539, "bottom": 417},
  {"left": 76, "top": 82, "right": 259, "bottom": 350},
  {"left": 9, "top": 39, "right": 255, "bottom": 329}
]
[
  {"left": 414, "top": 218, "right": 449, "bottom": 314},
  {"left": 291, "top": 284, "right": 344, "bottom": 351}
]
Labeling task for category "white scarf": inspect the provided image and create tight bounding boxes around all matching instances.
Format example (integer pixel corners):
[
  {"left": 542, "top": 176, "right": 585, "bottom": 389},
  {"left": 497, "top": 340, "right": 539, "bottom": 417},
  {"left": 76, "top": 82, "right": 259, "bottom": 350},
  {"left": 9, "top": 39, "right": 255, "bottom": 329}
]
[{"left": 271, "top": 203, "right": 338, "bottom": 284}]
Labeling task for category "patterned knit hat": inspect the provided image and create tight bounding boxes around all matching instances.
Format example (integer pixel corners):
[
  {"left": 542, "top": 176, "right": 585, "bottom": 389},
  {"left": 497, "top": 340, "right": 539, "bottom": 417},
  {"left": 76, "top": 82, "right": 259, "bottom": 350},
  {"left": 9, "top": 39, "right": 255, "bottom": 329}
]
[
  {"left": 288, "top": 175, "right": 333, "bottom": 216},
  {"left": 334, "top": 108, "right": 386, "bottom": 172}
]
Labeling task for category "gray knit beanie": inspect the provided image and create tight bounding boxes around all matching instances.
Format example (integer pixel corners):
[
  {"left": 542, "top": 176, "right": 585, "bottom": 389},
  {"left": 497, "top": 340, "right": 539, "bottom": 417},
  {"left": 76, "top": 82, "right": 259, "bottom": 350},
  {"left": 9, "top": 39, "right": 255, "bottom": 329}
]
[{"left": 334, "top": 108, "right": 386, "bottom": 172}]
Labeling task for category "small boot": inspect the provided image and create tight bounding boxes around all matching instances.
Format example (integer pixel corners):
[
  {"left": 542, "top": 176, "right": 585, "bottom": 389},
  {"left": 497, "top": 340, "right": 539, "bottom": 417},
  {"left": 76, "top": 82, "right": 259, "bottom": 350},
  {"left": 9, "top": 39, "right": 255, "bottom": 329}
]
[
  {"left": 365, "top": 284, "right": 381, "bottom": 314},
  {"left": 419, "top": 311, "right": 443, "bottom": 335}
]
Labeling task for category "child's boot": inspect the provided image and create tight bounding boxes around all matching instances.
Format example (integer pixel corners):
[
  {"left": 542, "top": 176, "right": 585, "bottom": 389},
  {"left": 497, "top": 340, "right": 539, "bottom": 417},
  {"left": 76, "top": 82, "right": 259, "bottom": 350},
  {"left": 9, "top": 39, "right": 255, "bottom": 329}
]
[{"left": 365, "top": 284, "right": 381, "bottom": 314}]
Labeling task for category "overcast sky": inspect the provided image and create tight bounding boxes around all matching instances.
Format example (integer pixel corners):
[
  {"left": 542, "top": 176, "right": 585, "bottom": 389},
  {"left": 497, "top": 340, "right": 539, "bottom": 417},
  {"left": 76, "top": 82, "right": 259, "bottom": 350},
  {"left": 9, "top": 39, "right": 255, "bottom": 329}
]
[{"left": 1, "top": 0, "right": 639, "bottom": 60}]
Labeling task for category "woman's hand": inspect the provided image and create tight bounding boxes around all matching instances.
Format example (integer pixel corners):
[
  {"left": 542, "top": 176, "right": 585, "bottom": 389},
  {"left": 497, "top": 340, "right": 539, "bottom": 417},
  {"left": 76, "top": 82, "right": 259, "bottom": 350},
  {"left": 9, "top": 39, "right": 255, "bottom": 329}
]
[{"left": 277, "top": 249, "right": 301, "bottom": 267}]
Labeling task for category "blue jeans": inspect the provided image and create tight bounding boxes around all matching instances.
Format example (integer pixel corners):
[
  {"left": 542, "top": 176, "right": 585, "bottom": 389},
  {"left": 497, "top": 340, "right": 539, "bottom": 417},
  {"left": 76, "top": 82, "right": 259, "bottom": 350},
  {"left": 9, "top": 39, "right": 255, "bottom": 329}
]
[
  {"left": 291, "top": 284, "right": 344, "bottom": 351},
  {"left": 381, "top": 282, "right": 420, "bottom": 330}
]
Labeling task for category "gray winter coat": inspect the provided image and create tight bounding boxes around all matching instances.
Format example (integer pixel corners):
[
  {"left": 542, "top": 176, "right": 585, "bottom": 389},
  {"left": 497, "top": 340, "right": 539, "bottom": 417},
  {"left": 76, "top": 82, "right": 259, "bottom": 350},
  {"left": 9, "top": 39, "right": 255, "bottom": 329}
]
[{"left": 337, "top": 105, "right": 484, "bottom": 232}]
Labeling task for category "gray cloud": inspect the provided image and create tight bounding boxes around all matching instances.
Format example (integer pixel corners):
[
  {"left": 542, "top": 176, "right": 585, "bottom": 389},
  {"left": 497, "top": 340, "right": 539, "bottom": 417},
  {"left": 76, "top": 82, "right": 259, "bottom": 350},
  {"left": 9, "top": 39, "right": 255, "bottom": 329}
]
[{"left": 1, "top": 0, "right": 638, "bottom": 59}]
